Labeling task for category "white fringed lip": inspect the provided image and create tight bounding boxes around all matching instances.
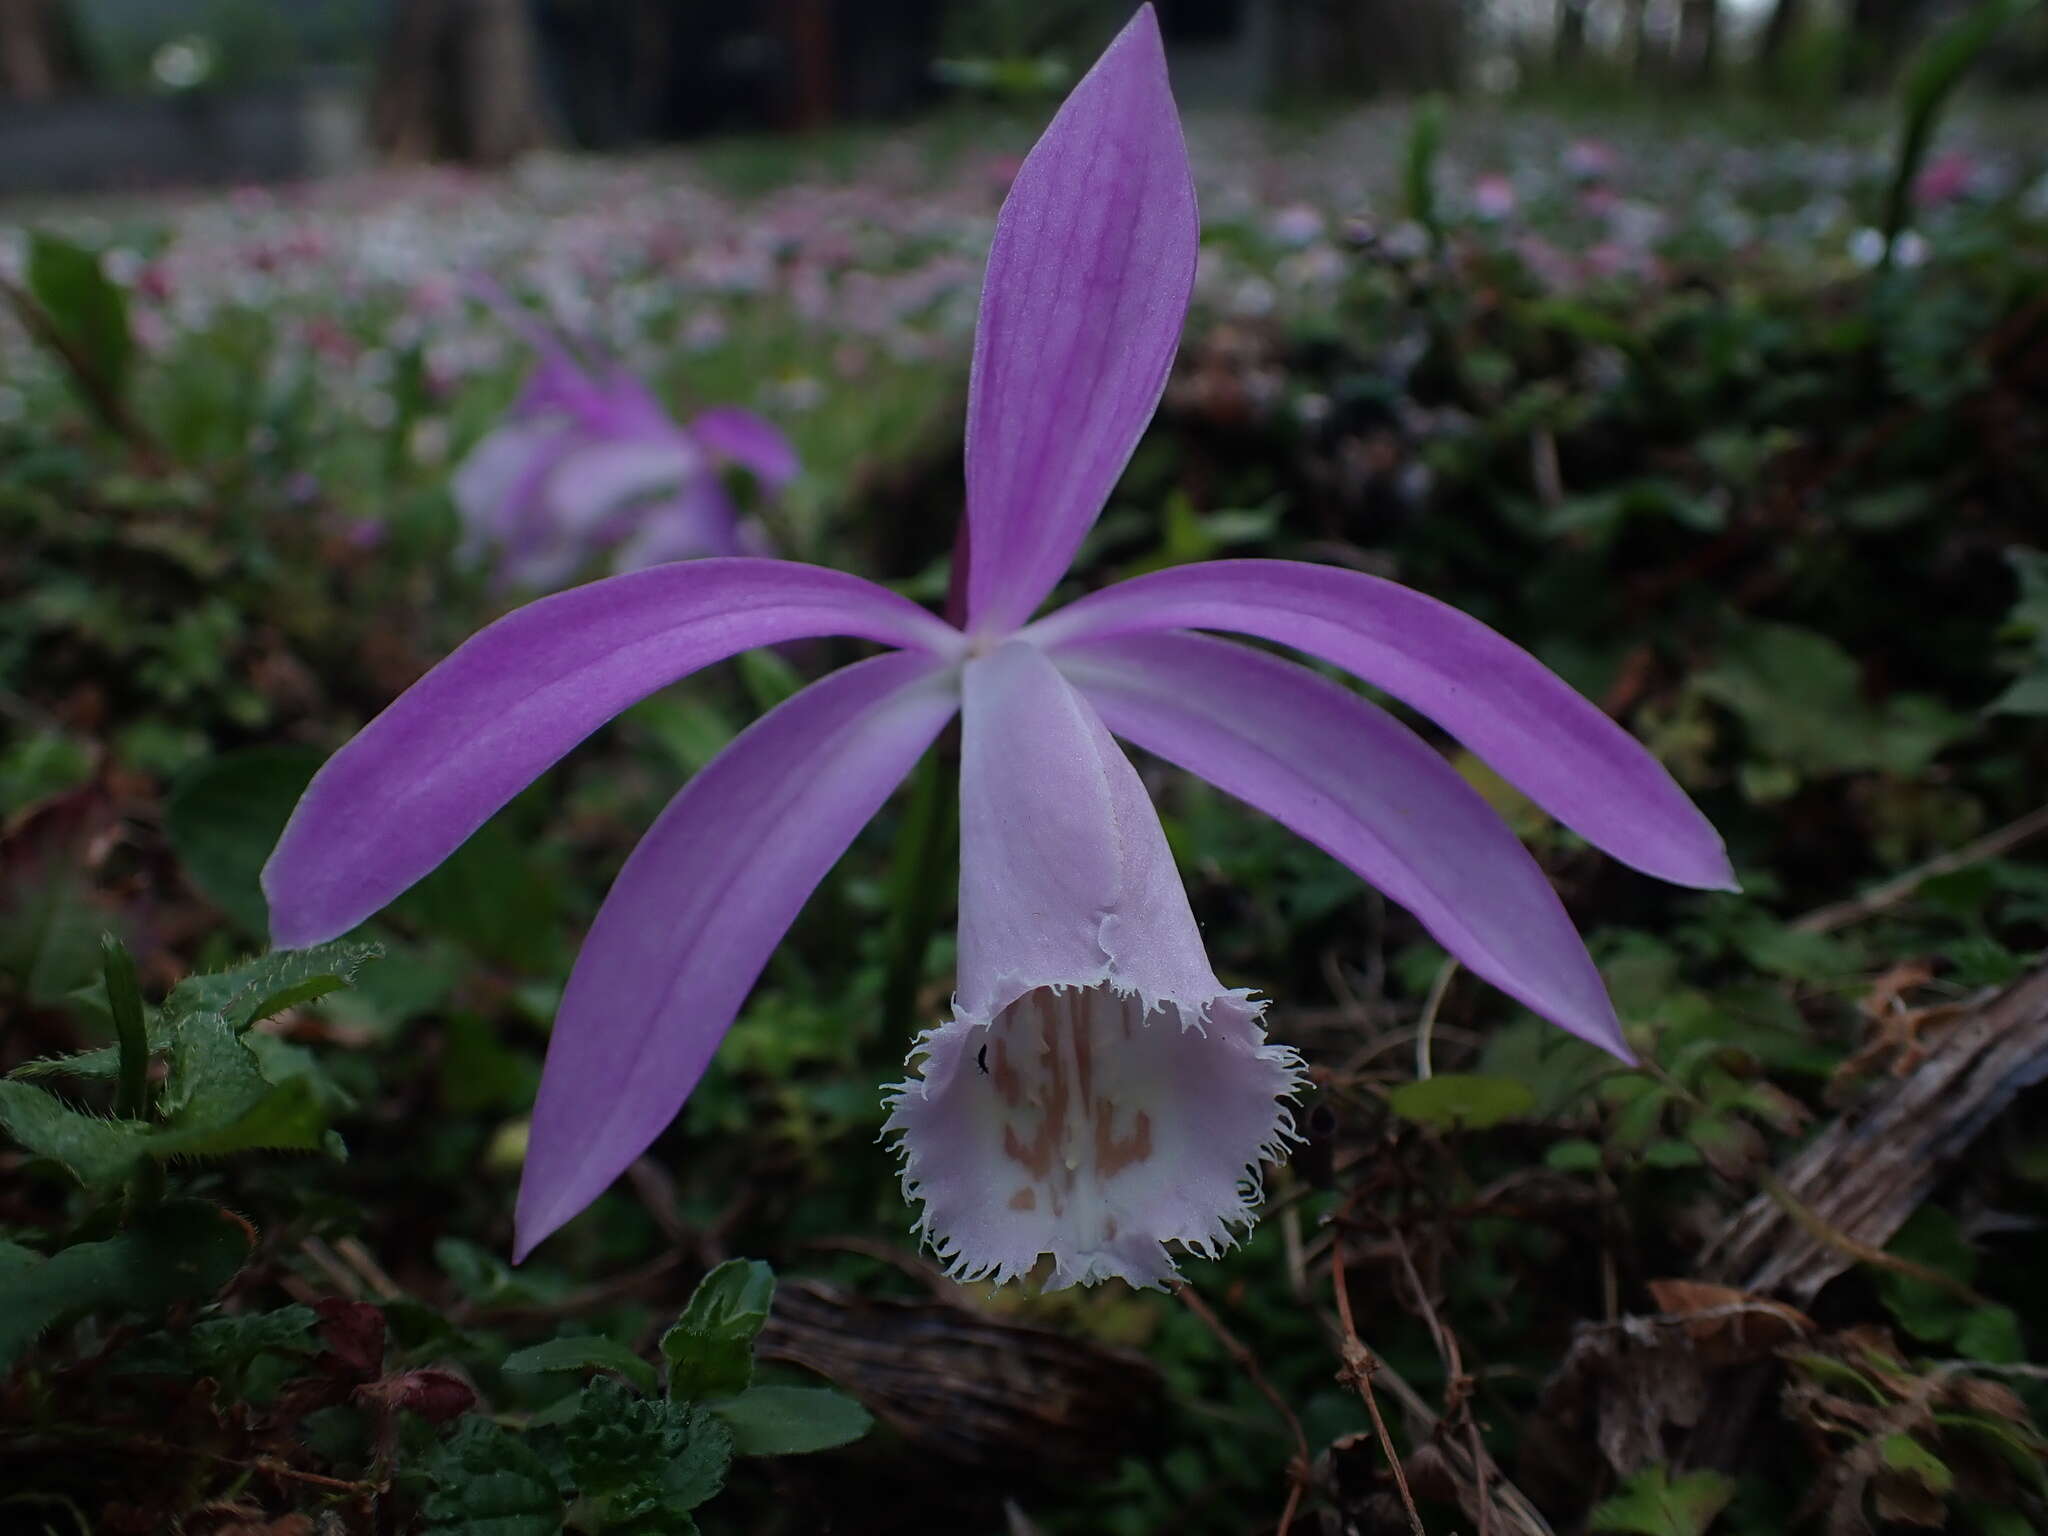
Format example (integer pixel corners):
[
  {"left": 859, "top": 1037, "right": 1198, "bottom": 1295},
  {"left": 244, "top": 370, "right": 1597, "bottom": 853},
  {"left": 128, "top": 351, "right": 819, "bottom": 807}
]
[
  {"left": 884, "top": 979, "right": 1304, "bottom": 1289},
  {"left": 894, "top": 640, "right": 1305, "bottom": 1287}
]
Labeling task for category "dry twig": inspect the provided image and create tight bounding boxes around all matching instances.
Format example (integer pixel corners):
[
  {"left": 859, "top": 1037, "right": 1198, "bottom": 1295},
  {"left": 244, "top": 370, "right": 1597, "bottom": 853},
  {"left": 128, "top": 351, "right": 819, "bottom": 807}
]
[
  {"left": 1176, "top": 1282, "right": 1313, "bottom": 1536},
  {"left": 1790, "top": 802, "right": 2048, "bottom": 935},
  {"left": 1331, "top": 1242, "right": 1429, "bottom": 1536}
]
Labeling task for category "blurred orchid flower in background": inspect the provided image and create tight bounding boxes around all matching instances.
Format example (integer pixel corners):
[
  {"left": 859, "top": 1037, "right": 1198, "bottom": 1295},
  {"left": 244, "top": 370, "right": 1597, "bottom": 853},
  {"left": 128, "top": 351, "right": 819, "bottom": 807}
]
[
  {"left": 263, "top": 6, "right": 1731, "bottom": 1289},
  {"left": 452, "top": 297, "right": 797, "bottom": 589}
]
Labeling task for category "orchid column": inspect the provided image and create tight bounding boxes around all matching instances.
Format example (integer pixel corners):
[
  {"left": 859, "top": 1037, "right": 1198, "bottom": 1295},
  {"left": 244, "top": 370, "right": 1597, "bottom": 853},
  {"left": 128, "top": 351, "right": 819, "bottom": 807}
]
[{"left": 264, "top": 6, "right": 1731, "bottom": 1290}]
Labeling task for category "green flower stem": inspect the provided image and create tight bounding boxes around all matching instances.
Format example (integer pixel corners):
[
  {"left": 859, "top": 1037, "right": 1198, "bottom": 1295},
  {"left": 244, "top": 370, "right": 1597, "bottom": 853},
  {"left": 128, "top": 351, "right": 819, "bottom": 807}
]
[
  {"left": 100, "top": 934, "right": 149, "bottom": 1123},
  {"left": 880, "top": 742, "right": 955, "bottom": 1040}
]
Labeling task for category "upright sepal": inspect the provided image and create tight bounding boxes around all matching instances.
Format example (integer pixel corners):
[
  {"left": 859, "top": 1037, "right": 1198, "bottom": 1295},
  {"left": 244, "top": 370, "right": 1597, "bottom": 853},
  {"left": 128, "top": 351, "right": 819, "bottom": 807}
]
[{"left": 962, "top": 4, "right": 1198, "bottom": 634}]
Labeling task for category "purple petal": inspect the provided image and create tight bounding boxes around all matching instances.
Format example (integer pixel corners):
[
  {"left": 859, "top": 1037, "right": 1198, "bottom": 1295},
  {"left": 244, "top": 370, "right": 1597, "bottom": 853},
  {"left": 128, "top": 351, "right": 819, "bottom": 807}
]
[
  {"left": 517, "top": 650, "right": 959, "bottom": 1256},
  {"left": 512, "top": 350, "right": 609, "bottom": 422},
  {"left": 690, "top": 406, "right": 800, "bottom": 490},
  {"left": 1059, "top": 631, "right": 1628, "bottom": 1057},
  {"left": 543, "top": 435, "right": 702, "bottom": 536},
  {"left": 262, "top": 560, "right": 962, "bottom": 949},
  {"left": 611, "top": 481, "right": 757, "bottom": 568},
  {"left": 1028, "top": 560, "right": 1734, "bottom": 891},
  {"left": 451, "top": 419, "right": 569, "bottom": 556},
  {"left": 961, "top": 4, "right": 1198, "bottom": 634}
]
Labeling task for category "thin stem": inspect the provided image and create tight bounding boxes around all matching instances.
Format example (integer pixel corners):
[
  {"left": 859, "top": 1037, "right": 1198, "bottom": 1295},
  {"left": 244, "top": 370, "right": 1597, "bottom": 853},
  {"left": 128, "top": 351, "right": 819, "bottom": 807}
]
[
  {"left": 1791, "top": 801, "right": 2048, "bottom": 935},
  {"left": 1330, "top": 1243, "right": 1428, "bottom": 1536},
  {"left": 100, "top": 934, "right": 150, "bottom": 1122},
  {"left": 880, "top": 744, "right": 954, "bottom": 1037},
  {"left": 1414, "top": 957, "right": 1459, "bottom": 1081},
  {"left": 1175, "top": 1281, "right": 1312, "bottom": 1535}
]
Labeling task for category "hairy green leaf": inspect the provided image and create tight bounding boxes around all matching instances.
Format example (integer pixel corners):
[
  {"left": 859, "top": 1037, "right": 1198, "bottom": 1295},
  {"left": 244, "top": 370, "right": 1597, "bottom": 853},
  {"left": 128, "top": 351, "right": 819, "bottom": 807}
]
[
  {"left": 0, "top": 1200, "right": 253, "bottom": 1367},
  {"left": 0, "top": 1079, "right": 152, "bottom": 1186},
  {"left": 422, "top": 1419, "right": 564, "bottom": 1536},
  {"left": 711, "top": 1385, "right": 872, "bottom": 1456},
  {"left": 560, "top": 1377, "right": 731, "bottom": 1521},
  {"left": 661, "top": 1259, "right": 775, "bottom": 1402},
  {"left": 503, "top": 1335, "right": 658, "bottom": 1395}
]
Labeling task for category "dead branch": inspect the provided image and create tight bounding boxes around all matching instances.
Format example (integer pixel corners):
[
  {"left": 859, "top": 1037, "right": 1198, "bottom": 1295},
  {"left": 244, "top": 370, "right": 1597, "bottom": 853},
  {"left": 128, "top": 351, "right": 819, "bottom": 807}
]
[{"left": 1702, "top": 961, "right": 2048, "bottom": 1299}]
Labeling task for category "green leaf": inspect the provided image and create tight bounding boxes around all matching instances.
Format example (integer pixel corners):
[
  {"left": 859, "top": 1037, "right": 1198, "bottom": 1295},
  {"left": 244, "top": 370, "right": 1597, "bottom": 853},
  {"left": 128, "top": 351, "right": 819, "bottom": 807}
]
[
  {"left": 502, "top": 1335, "right": 659, "bottom": 1395},
  {"left": 1879, "top": 1432, "right": 1954, "bottom": 1494},
  {"left": 151, "top": 1074, "right": 334, "bottom": 1163},
  {"left": 163, "top": 746, "right": 325, "bottom": 933},
  {"left": 736, "top": 647, "right": 803, "bottom": 713},
  {"left": 561, "top": 1377, "right": 732, "bottom": 1520},
  {"left": 422, "top": 1419, "right": 564, "bottom": 1536},
  {"left": 11, "top": 941, "right": 380, "bottom": 1085},
  {"left": 393, "top": 810, "right": 560, "bottom": 970},
  {"left": 101, "top": 934, "right": 149, "bottom": 1119},
  {"left": 661, "top": 1259, "right": 775, "bottom": 1402},
  {"left": 0, "top": 729, "right": 94, "bottom": 820},
  {"left": 711, "top": 1385, "right": 872, "bottom": 1456},
  {"left": 1986, "top": 673, "right": 2048, "bottom": 716},
  {"left": 1588, "top": 1465, "right": 1737, "bottom": 1536},
  {"left": 145, "top": 1010, "right": 338, "bottom": 1164},
  {"left": 186, "top": 1304, "right": 320, "bottom": 1373},
  {"left": 0, "top": 1199, "right": 254, "bottom": 1368},
  {"left": 25, "top": 232, "right": 134, "bottom": 405},
  {"left": 1386, "top": 1074, "right": 1536, "bottom": 1131},
  {"left": 1879, "top": 1207, "right": 1979, "bottom": 1344},
  {"left": 1694, "top": 621, "right": 1968, "bottom": 780},
  {"left": 1934, "top": 1411, "right": 2048, "bottom": 1490},
  {"left": 1544, "top": 1138, "right": 1604, "bottom": 1173},
  {"left": 164, "top": 940, "right": 385, "bottom": 1030},
  {"left": 1953, "top": 1305, "right": 2024, "bottom": 1365},
  {"left": 437, "top": 1236, "right": 557, "bottom": 1309},
  {"left": 1644, "top": 1138, "right": 1706, "bottom": 1169},
  {"left": 0, "top": 1078, "right": 152, "bottom": 1187},
  {"left": 127, "top": 1303, "right": 326, "bottom": 1396},
  {"left": 1403, "top": 94, "right": 1445, "bottom": 244}
]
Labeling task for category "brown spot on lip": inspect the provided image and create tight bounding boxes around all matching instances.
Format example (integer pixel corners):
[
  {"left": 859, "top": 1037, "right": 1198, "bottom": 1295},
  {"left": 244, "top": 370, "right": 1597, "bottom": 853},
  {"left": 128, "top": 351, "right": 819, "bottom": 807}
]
[
  {"left": 1095, "top": 1107, "right": 1153, "bottom": 1179},
  {"left": 992, "top": 1037, "right": 1022, "bottom": 1107},
  {"left": 1008, "top": 1187, "right": 1037, "bottom": 1210}
]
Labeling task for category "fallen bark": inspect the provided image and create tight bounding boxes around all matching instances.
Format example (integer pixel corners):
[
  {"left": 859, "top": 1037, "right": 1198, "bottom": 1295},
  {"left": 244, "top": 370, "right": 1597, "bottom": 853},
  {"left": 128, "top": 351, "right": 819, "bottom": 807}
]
[{"left": 1701, "top": 961, "right": 2048, "bottom": 1300}]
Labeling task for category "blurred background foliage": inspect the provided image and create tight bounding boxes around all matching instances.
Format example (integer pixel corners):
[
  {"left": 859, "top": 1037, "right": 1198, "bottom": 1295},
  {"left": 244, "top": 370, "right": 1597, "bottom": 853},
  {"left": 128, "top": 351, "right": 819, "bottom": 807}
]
[{"left": 3, "top": 1, "right": 2048, "bottom": 1534}]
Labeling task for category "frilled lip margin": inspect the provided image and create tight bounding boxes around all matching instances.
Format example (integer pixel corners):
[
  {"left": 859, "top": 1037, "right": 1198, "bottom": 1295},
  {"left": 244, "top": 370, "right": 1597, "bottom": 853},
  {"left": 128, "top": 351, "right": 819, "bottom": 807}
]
[{"left": 882, "top": 975, "right": 1307, "bottom": 1290}]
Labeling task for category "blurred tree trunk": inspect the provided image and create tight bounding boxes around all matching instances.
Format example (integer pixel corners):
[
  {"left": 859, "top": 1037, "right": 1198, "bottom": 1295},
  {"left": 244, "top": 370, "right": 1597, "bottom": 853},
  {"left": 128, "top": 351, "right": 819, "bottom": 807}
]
[
  {"left": 1554, "top": 0, "right": 1588, "bottom": 73},
  {"left": 0, "top": 0, "right": 85, "bottom": 100},
  {"left": 1757, "top": 0, "right": 1806, "bottom": 72},
  {"left": 1674, "top": 0, "right": 1720, "bottom": 86},
  {"left": 775, "top": 0, "right": 833, "bottom": 131},
  {"left": 372, "top": 0, "right": 550, "bottom": 165},
  {"left": 1273, "top": 0, "right": 1462, "bottom": 96},
  {"left": 1847, "top": 0, "right": 1932, "bottom": 90},
  {"left": 1622, "top": 0, "right": 1659, "bottom": 81}
]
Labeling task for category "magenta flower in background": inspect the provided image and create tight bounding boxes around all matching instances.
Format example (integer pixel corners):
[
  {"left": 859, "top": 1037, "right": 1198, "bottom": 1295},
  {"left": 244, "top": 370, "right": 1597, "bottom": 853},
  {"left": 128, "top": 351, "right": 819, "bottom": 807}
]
[
  {"left": 452, "top": 311, "right": 798, "bottom": 589},
  {"left": 1912, "top": 148, "right": 1977, "bottom": 208},
  {"left": 263, "top": 7, "right": 1731, "bottom": 1289}
]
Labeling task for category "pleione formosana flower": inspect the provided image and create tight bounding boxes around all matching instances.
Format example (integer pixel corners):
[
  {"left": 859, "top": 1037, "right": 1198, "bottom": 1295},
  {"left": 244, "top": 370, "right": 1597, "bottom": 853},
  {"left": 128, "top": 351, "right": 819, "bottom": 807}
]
[
  {"left": 263, "top": 7, "right": 1732, "bottom": 1289},
  {"left": 453, "top": 296, "right": 796, "bottom": 590}
]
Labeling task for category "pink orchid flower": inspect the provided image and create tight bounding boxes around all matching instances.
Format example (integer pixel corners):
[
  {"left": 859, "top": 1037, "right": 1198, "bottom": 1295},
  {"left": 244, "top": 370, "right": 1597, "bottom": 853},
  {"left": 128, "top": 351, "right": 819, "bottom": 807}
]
[
  {"left": 263, "top": 7, "right": 1731, "bottom": 1288},
  {"left": 452, "top": 314, "right": 797, "bottom": 590}
]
